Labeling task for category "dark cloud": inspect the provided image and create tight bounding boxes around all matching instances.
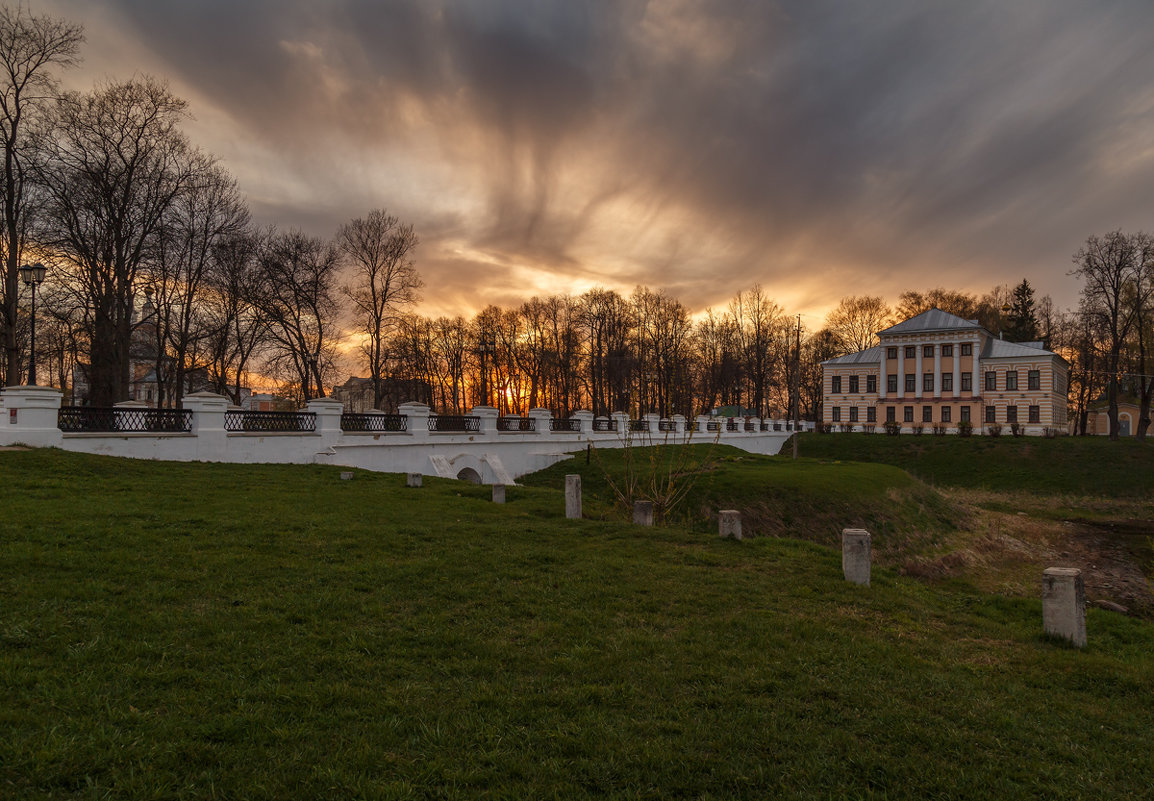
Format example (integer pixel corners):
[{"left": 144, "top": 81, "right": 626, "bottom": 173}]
[{"left": 42, "top": 0, "right": 1154, "bottom": 316}]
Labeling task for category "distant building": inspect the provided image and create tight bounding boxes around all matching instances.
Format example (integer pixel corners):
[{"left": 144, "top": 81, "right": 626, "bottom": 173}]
[
  {"left": 1080, "top": 399, "right": 1143, "bottom": 437},
  {"left": 243, "top": 393, "right": 297, "bottom": 412},
  {"left": 821, "top": 308, "right": 1069, "bottom": 434},
  {"left": 330, "top": 376, "right": 434, "bottom": 413}
]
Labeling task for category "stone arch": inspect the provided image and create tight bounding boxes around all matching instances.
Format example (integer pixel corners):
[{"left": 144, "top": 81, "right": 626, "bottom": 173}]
[{"left": 456, "top": 466, "right": 482, "bottom": 484}]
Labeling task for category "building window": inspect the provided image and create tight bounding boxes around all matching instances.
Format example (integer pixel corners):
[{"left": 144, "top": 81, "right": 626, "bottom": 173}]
[
  {"left": 888, "top": 375, "right": 898, "bottom": 393},
  {"left": 905, "top": 346, "right": 916, "bottom": 359},
  {"left": 922, "top": 406, "right": 933, "bottom": 423},
  {"left": 960, "top": 406, "right": 971, "bottom": 422},
  {"left": 985, "top": 406, "right": 996, "bottom": 423},
  {"left": 849, "top": 375, "right": 859, "bottom": 393},
  {"left": 866, "top": 375, "right": 877, "bottom": 393},
  {"left": 923, "top": 345, "right": 934, "bottom": 357},
  {"left": 1006, "top": 405, "right": 1018, "bottom": 423},
  {"left": 905, "top": 375, "right": 916, "bottom": 393},
  {"left": 867, "top": 407, "right": 877, "bottom": 423},
  {"left": 887, "top": 347, "right": 898, "bottom": 360},
  {"left": 1029, "top": 405, "right": 1040, "bottom": 423},
  {"left": 961, "top": 343, "right": 972, "bottom": 356},
  {"left": 832, "top": 376, "right": 842, "bottom": 394},
  {"left": 886, "top": 406, "right": 896, "bottom": 422},
  {"left": 985, "top": 371, "right": 997, "bottom": 391},
  {"left": 942, "top": 406, "right": 952, "bottom": 423},
  {"left": 942, "top": 344, "right": 953, "bottom": 357},
  {"left": 849, "top": 406, "right": 859, "bottom": 422},
  {"left": 1006, "top": 371, "right": 1018, "bottom": 391},
  {"left": 923, "top": 373, "right": 934, "bottom": 392},
  {"left": 1028, "top": 370, "right": 1040, "bottom": 390},
  {"left": 961, "top": 373, "right": 972, "bottom": 392},
  {"left": 904, "top": 406, "right": 914, "bottom": 422},
  {"left": 942, "top": 374, "right": 953, "bottom": 392},
  {"left": 831, "top": 406, "right": 841, "bottom": 422}
]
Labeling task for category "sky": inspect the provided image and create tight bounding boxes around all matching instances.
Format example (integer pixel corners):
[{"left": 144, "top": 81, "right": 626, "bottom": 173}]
[{"left": 35, "top": 0, "right": 1154, "bottom": 324}]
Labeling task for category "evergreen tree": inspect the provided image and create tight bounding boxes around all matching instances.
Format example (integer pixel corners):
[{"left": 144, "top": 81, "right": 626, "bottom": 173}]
[{"left": 1005, "top": 279, "right": 1039, "bottom": 342}]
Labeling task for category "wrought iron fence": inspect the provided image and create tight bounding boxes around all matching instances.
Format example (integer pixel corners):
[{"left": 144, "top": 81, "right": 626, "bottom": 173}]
[
  {"left": 744, "top": 421, "right": 756, "bottom": 432},
  {"left": 341, "top": 413, "right": 407, "bottom": 432},
  {"left": 429, "top": 415, "right": 480, "bottom": 432},
  {"left": 629, "top": 420, "right": 649, "bottom": 432},
  {"left": 592, "top": 418, "right": 618, "bottom": 432},
  {"left": 726, "top": 419, "right": 738, "bottom": 432},
  {"left": 706, "top": 421, "right": 721, "bottom": 432},
  {"left": 685, "top": 421, "right": 699, "bottom": 432},
  {"left": 658, "top": 420, "right": 675, "bottom": 432},
  {"left": 497, "top": 416, "right": 536, "bottom": 432},
  {"left": 58, "top": 406, "right": 192, "bottom": 433},
  {"left": 550, "top": 418, "right": 580, "bottom": 432},
  {"left": 225, "top": 410, "right": 316, "bottom": 432},
  {"left": 774, "top": 422, "right": 782, "bottom": 431}
]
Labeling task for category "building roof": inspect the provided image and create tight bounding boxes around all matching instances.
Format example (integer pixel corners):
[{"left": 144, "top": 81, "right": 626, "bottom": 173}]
[
  {"left": 981, "top": 338, "right": 1063, "bottom": 361},
  {"left": 877, "top": 308, "right": 982, "bottom": 337},
  {"left": 820, "top": 345, "right": 884, "bottom": 366}
]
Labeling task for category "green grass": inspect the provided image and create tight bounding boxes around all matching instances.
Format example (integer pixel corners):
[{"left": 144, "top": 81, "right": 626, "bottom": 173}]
[
  {"left": 3, "top": 449, "right": 1154, "bottom": 799},
  {"left": 796, "top": 432, "right": 1154, "bottom": 496}
]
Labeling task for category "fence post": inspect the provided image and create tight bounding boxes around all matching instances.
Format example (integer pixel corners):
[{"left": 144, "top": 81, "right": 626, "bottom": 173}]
[
  {"left": 571, "top": 410, "right": 594, "bottom": 436},
  {"left": 842, "top": 529, "right": 871, "bottom": 586},
  {"left": 307, "top": 397, "right": 344, "bottom": 448},
  {"left": 471, "top": 405, "right": 499, "bottom": 437},
  {"left": 565, "top": 474, "right": 582, "bottom": 519},
  {"left": 398, "top": 402, "right": 430, "bottom": 441},
  {"left": 183, "top": 391, "right": 229, "bottom": 462},
  {"left": 528, "top": 408, "right": 552, "bottom": 435},
  {"left": 0, "top": 385, "right": 63, "bottom": 447},
  {"left": 1043, "top": 568, "right": 1087, "bottom": 647}
]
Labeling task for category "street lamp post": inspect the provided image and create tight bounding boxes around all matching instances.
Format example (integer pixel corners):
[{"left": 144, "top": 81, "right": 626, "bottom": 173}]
[{"left": 19, "top": 262, "right": 46, "bottom": 385}]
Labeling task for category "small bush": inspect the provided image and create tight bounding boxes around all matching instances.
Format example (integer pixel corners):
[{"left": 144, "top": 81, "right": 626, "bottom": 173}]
[
  {"left": 883, "top": 421, "right": 901, "bottom": 436},
  {"left": 839, "top": 423, "right": 854, "bottom": 433},
  {"left": 987, "top": 424, "right": 1003, "bottom": 437},
  {"left": 932, "top": 424, "right": 947, "bottom": 436},
  {"left": 817, "top": 422, "right": 833, "bottom": 434},
  {"left": 957, "top": 421, "right": 973, "bottom": 437},
  {"left": 911, "top": 425, "right": 924, "bottom": 436},
  {"left": 1010, "top": 422, "right": 1024, "bottom": 437},
  {"left": 862, "top": 424, "right": 875, "bottom": 434}
]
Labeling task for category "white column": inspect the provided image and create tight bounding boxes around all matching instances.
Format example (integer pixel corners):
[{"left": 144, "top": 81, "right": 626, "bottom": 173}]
[
  {"left": 915, "top": 344, "right": 923, "bottom": 400},
  {"left": 0, "top": 385, "right": 64, "bottom": 448},
  {"left": 953, "top": 342, "right": 961, "bottom": 399},
  {"left": 184, "top": 391, "right": 229, "bottom": 462},
  {"left": 879, "top": 352, "right": 887, "bottom": 400},
  {"left": 933, "top": 345, "right": 942, "bottom": 399},
  {"left": 896, "top": 349, "right": 904, "bottom": 400},
  {"left": 972, "top": 339, "right": 981, "bottom": 399}
]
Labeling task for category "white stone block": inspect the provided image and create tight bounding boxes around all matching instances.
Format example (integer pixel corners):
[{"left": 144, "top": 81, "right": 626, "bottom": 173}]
[
  {"left": 633, "top": 500, "right": 654, "bottom": 526},
  {"left": 565, "top": 474, "right": 581, "bottom": 519},
  {"left": 492, "top": 484, "right": 506, "bottom": 504},
  {"left": 719, "top": 510, "right": 742, "bottom": 540},
  {"left": 339, "top": 471, "right": 354, "bottom": 481},
  {"left": 406, "top": 472, "right": 423, "bottom": 488},
  {"left": 1043, "top": 567, "right": 1087, "bottom": 647},
  {"left": 842, "top": 528, "right": 871, "bottom": 586}
]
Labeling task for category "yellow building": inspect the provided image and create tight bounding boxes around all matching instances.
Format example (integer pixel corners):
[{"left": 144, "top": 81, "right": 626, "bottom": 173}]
[{"left": 821, "top": 309, "right": 1068, "bottom": 434}]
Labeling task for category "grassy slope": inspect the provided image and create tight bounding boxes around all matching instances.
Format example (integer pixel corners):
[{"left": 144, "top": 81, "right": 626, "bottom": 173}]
[
  {"left": 795, "top": 432, "right": 1154, "bottom": 497},
  {"left": 2, "top": 449, "right": 1153, "bottom": 799}
]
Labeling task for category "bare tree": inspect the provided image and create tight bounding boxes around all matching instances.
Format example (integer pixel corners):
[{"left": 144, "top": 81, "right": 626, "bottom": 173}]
[
  {"left": 203, "top": 230, "right": 267, "bottom": 404},
  {"left": 337, "top": 209, "right": 421, "bottom": 410},
  {"left": 35, "top": 77, "right": 197, "bottom": 405},
  {"left": 824, "top": 294, "right": 893, "bottom": 354},
  {"left": 253, "top": 230, "right": 342, "bottom": 402},
  {"left": 0, "top": 5, "right": 82, "bottom": 384}
]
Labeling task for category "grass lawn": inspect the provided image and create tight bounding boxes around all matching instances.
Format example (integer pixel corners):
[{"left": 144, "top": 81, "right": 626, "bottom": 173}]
[
  {"left": 795, "top": 432, "right": 1154, "bottom": 497},
  {"left": 3, "top": 448, "right": 1153, "bottom": 799}
]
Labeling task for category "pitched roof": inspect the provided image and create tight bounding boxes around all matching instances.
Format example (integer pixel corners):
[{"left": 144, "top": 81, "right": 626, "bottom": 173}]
[
  {"left": 981, "top": 338, "right": 1063, "bottom": 361},
  {"left": 878, "top": 308, "right": 982, "bottom": 336},
  {"left": 820, "top": 345, "right": 884, "bottom": 366}
]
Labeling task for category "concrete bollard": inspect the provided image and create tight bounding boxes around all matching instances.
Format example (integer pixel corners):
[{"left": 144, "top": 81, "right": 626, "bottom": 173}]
[
  {"left": 842, "top": 528, "right": 871, "bottom": 586},
  {"left": 492, "top": 484, "right": 506, "bottom": 504},
  {"left": 718, "top": 510, "right": 742, "bottom": 540},
  {"left": 339, "top": 471, "right": 354, "bottom": 481},
  {"left": 406, "top": 472, "right": 423, "bottom": 488},
  {"left": 1043, "top": 567, "right": 1087, "bottom": 647},
  {"left": 565, "top": 474, "right": 582, "bottom": 519},
  {"left": 633, "top": 500, "right": 654, "bottom": 526}
]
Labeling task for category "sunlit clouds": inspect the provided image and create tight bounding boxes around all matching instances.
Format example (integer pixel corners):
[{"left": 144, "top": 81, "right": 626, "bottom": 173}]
[{"left": 38, "top": 0, "right": 1154, "bottom": 320}]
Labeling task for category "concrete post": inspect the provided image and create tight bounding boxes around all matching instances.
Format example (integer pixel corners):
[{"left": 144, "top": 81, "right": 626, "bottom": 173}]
[
  {"left": 611, "top": 411, "right": 629, "bottom": 435},
  {"left": 671, "top": 414, "right": 686, "bottom": 436},
  {"left": 633, "top": 500, "right": 654, "bottom": 526},
  {"left": 471, "top": 405, "right": 500, "bottom": 437},
  {"left": 492, "top": 483, "right": 506, "bottom": 504},
  {"left": 1043, "top": 567, "right": 1087, "bottom": 647},
  {"left": 307, "top": 397, "right": 344, "bottom": 448},
  {"left": 406, "top": 472, "right": 423, "bottom": 488},
  {"left": 0, "top": 385, "right": 64, "bottom": 447},
  {"left": 565, "top": 474, "right": 581, "bottom": 519},
  {"left": 842, "top": 529, "right": 871, "bottom": 586},
  {"left": 719, "top": 510, "right": 742, "bottom": 540},
  {"left": 398, "top": 402, "right": 430, "bottom": 441},
  {"left": 571, "top": 410, "right": 594, "bottom": 435},
  {"left": 527, "top": 408, "right": 552, "bottom": 435},
  {"left": 183, "top": 391, "right": 229, "bottom": 462},
  {"left": 643, "top": 413, "right": 661, "bottom": 436},
  {"left": 696, "top": 415, "right": 712, "bottom": 435}
]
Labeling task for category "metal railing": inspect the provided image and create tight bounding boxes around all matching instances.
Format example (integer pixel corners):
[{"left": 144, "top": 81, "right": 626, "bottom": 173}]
[
  {"left": 497, "top": 416, "right": 536, "bottom": 432},
  {"left": 58, "top": 406, "right": 192, "bottom": 433},
  {"left": 726, "top": 419, "right": 738, "bottom": 432},
  {"left": 658, "top": 420, "right": 675, "bottom": 432},
  {"left": 706, "top": 421, "right": 721, "bottom": 432},
  {"left": 550, "top": 418, "right": 580, "bottom": 432},
  {"left": 341, "top": 413, "right": 407, "bottom": 432},
  {"left": 429, "top": 415, "right": 480, "bottom": 432},
  {"left": 225, "top": 410, "right": 316, "bottom": 432},
  {"left": 685, "top": 421, "right": 699, "bottom": 432},
  {"left": 592, "top": 418, "right": 618, "bottom": 432},
  {"left": 744, "top": 421, "right": 756, "bottom": 432},
  {"left": 629, "top": 420, "right": 649, "bottom": 432}
]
